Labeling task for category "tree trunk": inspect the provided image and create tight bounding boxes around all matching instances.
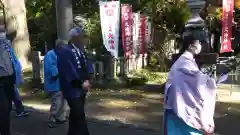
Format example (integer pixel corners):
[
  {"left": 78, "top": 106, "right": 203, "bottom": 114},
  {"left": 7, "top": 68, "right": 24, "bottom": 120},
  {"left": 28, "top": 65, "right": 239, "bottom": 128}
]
[{"left": 1, "top": 0, "right": 31, "bottom": 69}]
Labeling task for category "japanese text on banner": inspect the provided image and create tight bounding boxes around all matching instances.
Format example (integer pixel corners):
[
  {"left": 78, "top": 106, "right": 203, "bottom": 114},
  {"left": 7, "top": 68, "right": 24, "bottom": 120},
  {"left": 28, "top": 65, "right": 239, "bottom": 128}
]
[
  {"left": 139, "top": 15, "right": 146, "bottom": 54},
  {"left": 221, "top": 0, "right": 233, "bottom": 53},
  {"left": 99, "top": 1, "right": 120, "bottom": 58},
  {"left": 121, "top": 4, "right": 133, "bottom": 58}
]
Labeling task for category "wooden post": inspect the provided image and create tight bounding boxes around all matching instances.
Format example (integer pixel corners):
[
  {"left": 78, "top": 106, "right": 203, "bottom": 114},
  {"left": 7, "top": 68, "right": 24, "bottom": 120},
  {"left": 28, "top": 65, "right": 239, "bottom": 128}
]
[
  {"left": 98, "top": 61, "right": 104, "bottom": 84},
  {"left": 31, "top": 51, "right": 41, "bottom": 81}
]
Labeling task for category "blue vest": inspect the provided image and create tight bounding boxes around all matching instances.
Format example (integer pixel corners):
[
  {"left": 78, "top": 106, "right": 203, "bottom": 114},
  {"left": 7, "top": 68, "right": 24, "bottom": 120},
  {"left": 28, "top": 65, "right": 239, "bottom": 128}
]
[
  {"left": 5, "top": 41, "right": 22, "bottom": 85},
  {"left": 44, "top": 50, "right": 60, "bottom": 92},
  {"left": 55, "top": 44, "right": 94, "bottom": 98}
]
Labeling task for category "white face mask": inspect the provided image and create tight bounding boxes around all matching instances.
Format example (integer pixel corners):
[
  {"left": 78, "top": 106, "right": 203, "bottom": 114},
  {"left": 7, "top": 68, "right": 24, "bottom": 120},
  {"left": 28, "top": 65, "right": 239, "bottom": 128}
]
[
  {"left": 192, "top": 40, "right": 202, "bottom": 54},
  {"left": 194, "top": 44, "right": 202, "bottom": 54}
]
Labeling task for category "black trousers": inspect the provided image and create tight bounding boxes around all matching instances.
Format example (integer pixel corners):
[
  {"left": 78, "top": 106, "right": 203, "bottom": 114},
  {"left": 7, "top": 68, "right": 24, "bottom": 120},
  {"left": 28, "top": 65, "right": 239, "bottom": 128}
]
[
  {"left": 0, "top": 76, "right": 14, "bottom": 135},
  {"left": 66, "top": 95, "right": 89, "bottom": 135}
]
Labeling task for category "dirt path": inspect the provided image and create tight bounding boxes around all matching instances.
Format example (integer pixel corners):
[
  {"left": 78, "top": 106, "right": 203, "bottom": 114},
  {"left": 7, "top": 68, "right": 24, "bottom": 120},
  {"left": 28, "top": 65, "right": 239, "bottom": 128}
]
[{"left": 19, "top": 86, "right": 240, "bottom": 135}]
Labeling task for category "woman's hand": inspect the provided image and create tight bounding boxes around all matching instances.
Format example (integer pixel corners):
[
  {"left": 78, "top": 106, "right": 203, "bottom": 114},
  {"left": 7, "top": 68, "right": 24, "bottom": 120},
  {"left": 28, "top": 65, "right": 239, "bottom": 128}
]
[
  {"left": 216, "top": 74, "right": 228, "bottom": 84},
  {"left": 202, "top": 125, "right": 215, "bottom": 135}
]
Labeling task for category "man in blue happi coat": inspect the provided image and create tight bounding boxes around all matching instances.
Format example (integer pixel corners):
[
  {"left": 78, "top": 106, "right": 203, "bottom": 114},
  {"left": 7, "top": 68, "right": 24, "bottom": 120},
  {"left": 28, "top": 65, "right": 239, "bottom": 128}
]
[
  {"left": 44, "top": 45, "right": 67, "bottom": 128},
  {"left": 55, "top": 27, "right": 94, "bottom": 135}
]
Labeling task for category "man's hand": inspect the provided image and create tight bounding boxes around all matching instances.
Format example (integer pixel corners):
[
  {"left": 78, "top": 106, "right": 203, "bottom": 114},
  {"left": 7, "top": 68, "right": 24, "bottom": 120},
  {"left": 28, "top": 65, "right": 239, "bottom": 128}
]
[
  {"left": 82, "top": 80, "right": 91, "bottom": 90},
  {"left": 50, "top": 74, "right": 59, "bottom": 82}
]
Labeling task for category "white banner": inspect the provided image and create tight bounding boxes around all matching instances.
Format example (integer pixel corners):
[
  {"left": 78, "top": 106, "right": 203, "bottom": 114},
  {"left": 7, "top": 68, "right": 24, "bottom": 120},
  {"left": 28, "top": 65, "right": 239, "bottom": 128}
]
[{"left": 99, "top": 1, "right": 120, "bottom": 58}]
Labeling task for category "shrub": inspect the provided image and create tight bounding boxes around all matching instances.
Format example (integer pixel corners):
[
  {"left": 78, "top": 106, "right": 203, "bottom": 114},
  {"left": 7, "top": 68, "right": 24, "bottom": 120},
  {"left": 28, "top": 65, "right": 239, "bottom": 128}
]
[{"left": 129, "top": 69, "right": 168, "bottom": 85}]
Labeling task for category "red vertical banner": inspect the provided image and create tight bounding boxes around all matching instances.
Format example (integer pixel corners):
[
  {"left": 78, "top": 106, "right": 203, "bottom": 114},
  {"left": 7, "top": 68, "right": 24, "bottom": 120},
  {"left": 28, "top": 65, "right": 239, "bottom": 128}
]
[
  {"left": 221, "top": 0, "right": 233, "bottom": 53},
  {"left": 121, "top": 4, "right": 133, "bottom": 58},
  {"left": 139, "top": 14, "right": 146, "bottom": 54}
]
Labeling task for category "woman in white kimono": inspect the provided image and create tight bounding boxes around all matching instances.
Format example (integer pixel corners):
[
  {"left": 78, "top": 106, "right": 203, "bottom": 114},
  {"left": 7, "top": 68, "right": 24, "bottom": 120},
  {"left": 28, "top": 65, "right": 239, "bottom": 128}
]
[{"left": 164, "top": 35, "right": 227, "bottom": 135}]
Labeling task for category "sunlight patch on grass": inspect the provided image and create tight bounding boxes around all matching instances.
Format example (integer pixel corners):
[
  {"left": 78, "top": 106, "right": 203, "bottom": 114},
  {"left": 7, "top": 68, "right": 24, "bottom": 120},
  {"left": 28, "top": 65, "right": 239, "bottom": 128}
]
[
  {"left": 91, "top": 111, "right": 145, "bottom": 124},
  {"left": 97, "top": 99, "right": 142, "bottom": 109},
  {"left": 150, "top": 111, "right": 164, "bottom": 117},
  {"left": 114, "top": 111, "right": 145, "bottom": 120},
  {"left": 19, "top": 91, "right": 27, "bottom": 96},
  {"left": 120, "top": 89, "right": 144, "bottom": 94},
  {"left": 141, "top": 97, "right": 162, "bottom": 104},
  {"left": 139, "top": 93, "right": 164, "bottom": 104},
  {"left": 23, "top": 102, "right": 50, "bottom": 111},
  {"left": 140, "top": 93, "right": 162, "bottom": 99},
  {"left": 91, "top": 115, "right": 129, "bottom": 123},
  {"left": 217, "top": 96, "right": 240, "bottom": 104}
]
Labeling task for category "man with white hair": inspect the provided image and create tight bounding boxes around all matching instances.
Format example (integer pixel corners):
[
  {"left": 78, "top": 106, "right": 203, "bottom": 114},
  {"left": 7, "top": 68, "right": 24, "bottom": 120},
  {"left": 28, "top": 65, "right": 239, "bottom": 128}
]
[
  {"left": 55, "top": 27, "right": 94, "bottom": 135},
  {"left": 44, "top": 43, "right": 67, "bottom": 128}
]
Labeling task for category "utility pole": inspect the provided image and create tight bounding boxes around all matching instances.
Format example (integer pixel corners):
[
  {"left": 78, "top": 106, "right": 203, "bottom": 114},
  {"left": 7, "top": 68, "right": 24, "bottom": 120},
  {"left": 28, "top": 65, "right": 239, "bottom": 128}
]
[{"left": 55, "top": 0, "right": 73, "bottom": 43}]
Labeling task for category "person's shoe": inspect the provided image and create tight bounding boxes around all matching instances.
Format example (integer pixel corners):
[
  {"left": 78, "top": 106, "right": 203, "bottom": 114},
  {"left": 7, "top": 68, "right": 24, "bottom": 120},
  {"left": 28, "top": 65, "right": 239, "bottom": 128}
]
[
  {"left": 55, "top": 119, "right": 67, "bottom": 124},
  {"left": 16, "top": 111, "right": 30, "bottom": 117},
  {"left": 48, "top": 121, "right": 57, "bottom": 128}
]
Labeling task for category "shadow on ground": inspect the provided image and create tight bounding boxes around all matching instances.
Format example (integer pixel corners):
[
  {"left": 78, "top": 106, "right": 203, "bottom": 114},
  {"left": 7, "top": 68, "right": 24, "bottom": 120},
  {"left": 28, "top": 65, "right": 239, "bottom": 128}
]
[
  {"left": 19, "top": 84, "right": 240, "bottom": 135},
  {"left": 11, "top": 106, "right": 159, "bottom": 135},
  {"left": 13, "top": 98, "right": 240, "bottom": 135},
  {"left": 19, "top": 71, "right": 240, "bottom": 135},
  {"left": 214, "top": 102, "right": 240, "bottom": 135},
  {"left": 20, "top": 72, "right": 165, "bottom": 133},
  {"left": 20, "top": 87, "right": 164, "bottom": 132}
]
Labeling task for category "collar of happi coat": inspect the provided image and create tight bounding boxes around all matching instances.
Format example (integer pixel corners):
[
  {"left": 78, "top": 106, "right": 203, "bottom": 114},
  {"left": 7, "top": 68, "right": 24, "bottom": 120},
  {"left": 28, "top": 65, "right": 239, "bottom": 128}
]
[{"left": 71, "top": 44, "right": 87, "bottom": 69}]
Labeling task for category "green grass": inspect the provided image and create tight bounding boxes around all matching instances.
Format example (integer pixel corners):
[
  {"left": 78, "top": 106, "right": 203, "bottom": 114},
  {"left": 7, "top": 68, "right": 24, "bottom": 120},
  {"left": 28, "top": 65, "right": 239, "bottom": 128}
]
[{"left": 130, "top": 69, "right": 168, "bottom": 84}]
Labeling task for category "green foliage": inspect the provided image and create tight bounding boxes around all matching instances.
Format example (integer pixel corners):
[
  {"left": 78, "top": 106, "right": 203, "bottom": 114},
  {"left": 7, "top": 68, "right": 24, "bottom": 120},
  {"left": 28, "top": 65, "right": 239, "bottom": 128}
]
[
  {"left": 149, "top": 54, "right": 158, "bottom": 67},
  {"left": 131, "top": 69, "right": 167, "bottom": 84},
  {"left": 73, "top": 0, "right": 99, "bottom": 16},
  {"left": 26, "top": 0, "right": 56, "bottom": 52},
  {"left": 149, "top": 0, "right": 191, "bottom": 35},
  {"left": 26, "top": 0, "right": 103, "bottom": 53},
  {"left": 134, "top": 0, "right": 191, "bottom": 69},
  {"left": 83, "top": 12, "right": 104, "bottom": 53},
  {"left": 127, "top": 68, "right": 168, "bottom": 86},
  {"left": 163, "top": 1, "right": 191, "bottom": 34},
  {"left": 24, "top": 0, "right": 191, "bottom": 72},
  {"left": 122, "top": 0, "right": 191, "bottom": 35},
  {"left": 126, "top": 77, "right": 147, "bottom": 86}
]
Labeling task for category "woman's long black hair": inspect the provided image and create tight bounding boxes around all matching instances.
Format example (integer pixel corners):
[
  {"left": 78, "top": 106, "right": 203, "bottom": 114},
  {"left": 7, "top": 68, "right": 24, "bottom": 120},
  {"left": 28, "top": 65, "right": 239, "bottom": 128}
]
[
  {"left": 171, "top": 35, "right": 199, "bottom": 66},
  {"left": 179, "top": 35, "right": 199, "bottom": 55}
]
